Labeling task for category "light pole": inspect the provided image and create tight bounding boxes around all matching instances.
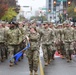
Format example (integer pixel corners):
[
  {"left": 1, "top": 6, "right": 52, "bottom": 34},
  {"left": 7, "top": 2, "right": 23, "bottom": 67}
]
[
  {"left": 65, "top": 1, "right": 71, "bottom": 20},
  {"left": 53, "top": 0, "right": 56, "bottom": 23}
]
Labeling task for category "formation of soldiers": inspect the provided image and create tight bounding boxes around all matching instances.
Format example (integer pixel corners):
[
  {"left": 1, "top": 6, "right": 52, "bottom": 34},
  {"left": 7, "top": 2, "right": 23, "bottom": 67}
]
[{"left": 0, "top": 21, "right": 76, "bottom": 75}]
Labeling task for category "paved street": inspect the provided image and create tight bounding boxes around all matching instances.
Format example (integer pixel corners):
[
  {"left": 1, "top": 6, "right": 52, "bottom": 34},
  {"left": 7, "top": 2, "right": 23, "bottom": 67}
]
[
  {"left": 45, "top": 57, "right": 76, "bottom": 75},
  {"left": 0, "top": 47, "right": 76, "bottom": 75},
  {"left": 0, "top": 57, "right": 29, "bottom": 75},
  {"left": 0, "top": 47, "right": 43, "bottom": 75}
]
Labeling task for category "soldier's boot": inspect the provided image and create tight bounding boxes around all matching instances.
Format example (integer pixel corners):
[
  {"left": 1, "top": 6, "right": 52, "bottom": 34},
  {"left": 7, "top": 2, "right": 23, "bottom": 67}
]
[
  {"left": 70, "top": 56, "right": 72, "bottom": 60},
  {"left": 34, "top": 71, "right": 38, "bottom": 75},
  {"left": 48, "top": 59, "right": 51, "bottom": 64},
  {"left": 30, "top": 71, "right": 33, "bottom": 75},
  {"left": 45, "top": 62, "right": 48, "bottom": 66},
  {"left": 18, "top": 58, "right": 21, "bottom": 61},
  {"left": 67, "top": 56, "right": 71, "bottom": 62},
  {"left": 1, "top": 51, "right": 4, "bottom": 62},
  {"left": 5, "top": 50, "right": 8, "bottom": 59},
  {"left": 52, "top": 55, "right": 55, "bottom": 60},
  {"left": 61, "top": 55, "right": 65, "bottom": 59},
  {"left": 9, "top": 61, "right": 14, "bottom": 67},
  {"left": 1, "top": 58, "right": 4, "bottom": 62},
  {"left": 67, "top": 59, "right": 70, "bottom": 62},
  {"left": 52, "top": 51, "right": 55, "bottom": 60},
  {"left": 1, "top": 56, "right": 4, "bottom": 62},
  {"left": 48, "top": 57, "right": 51, "bottom": 64}
]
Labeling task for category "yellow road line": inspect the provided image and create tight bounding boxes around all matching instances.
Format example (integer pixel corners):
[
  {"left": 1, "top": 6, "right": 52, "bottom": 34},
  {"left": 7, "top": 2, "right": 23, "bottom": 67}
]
[{"left": 39, "top": 58, "right": 44, "bottom": 75}]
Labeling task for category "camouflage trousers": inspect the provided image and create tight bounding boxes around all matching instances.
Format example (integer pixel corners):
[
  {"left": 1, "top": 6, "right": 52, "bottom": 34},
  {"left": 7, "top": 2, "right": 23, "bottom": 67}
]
[
  {"left": 19, "top": 41, "right": 26, "bottom": 59},
  {"left": 26, "top": 50, "right": 39, "bottom": 72},
  {"left": 56, "top": 42, "right": 66, "bottom": 56},
  {"left": 50, "top": 43, "right": 56, "bottom": 59},
  {"left": 42, "top": 44, "right": 51, "bottom": 63},
  {"left": 64, "top": 42, "right": 74, "bottom": 59},
  {"left": 0, "top": 43, "right": 8, "bottom": 61},
  {"left": 73, "top": 42, "right": 76, "bottom": 54},
  {"left": 8, "top": 45, "right": 19, "bottom": 63}
]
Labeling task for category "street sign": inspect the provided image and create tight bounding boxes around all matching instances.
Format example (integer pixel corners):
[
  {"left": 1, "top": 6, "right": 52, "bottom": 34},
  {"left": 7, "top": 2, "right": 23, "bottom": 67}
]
[
  {"left": 57, "top": 0, "right": 67, "bottom": 2},
  {"left": 23, "top": 6, "right": 29, "bottom": 7}
]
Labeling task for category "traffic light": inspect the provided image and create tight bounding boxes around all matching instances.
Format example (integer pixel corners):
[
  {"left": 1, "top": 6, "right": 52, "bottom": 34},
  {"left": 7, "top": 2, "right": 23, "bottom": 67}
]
[
  {"left": 48, "top": 9, "right": 51, "bottom": 13},
  {"left": 53, "top": 1, "right": 56, "bottom": 6},
  {"left": 68, "top": 1, "right": 71, "bottom": 6}
]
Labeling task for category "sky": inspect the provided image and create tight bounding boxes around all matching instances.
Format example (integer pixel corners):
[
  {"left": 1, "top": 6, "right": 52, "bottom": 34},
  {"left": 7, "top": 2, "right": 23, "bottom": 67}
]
[
  {"left": 17, "top": 0, "right": 46, "bottom": 18},
  {"left": 18, "top": 0, "right": 46, "bottom": 11}
]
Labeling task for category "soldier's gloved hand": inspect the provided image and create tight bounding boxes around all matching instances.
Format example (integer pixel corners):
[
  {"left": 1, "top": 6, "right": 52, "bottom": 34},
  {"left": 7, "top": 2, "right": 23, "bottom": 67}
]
[
  {"left": 26, "top": 36, "right": 29, "bottom": 42},
  {"left": 23, "top": 39, "right": 26, "bottom": 42},
  {"left": 63, "top": 41, "right": 65, "bottom": 44}
]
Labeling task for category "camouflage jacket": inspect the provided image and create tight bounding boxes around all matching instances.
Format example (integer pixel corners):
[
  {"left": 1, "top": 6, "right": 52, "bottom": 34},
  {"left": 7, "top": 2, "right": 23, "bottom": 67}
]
[
  {"left": 63, "top": 27, "right": 74, "bottom": 42},
  {"left": 6, "top": 28, "right": 22, "bottom": 45},
  {"left": 28, "top": 32, "right": 40, "bottom": 50},
  {"left": 0, "top": 28, "right": 6, "bottom": 43},
  {"left": 41, "top": 28, "right": 54, "bottom": 45}
]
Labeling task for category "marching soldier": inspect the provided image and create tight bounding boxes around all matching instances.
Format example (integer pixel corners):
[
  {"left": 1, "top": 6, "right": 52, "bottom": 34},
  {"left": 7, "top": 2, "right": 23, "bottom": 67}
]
[
  {"left": 49, "top": 23, "right": 56, "bottom": 60},
  {"left": 6, "top": 22, "right": 22, "bottom": 66},
  {"left": 0, "top": 23, "right": 7, "bottom": 62},
  {"left": 63, "top": 23, "right": 74, "bottom": 62},
  {"left": 55, "top": 24, "right": 65, "bottom": 58},
  {"left": 18, "top": 22, "right": 26, "bottom": 59},
  {"left": 73, "top": 26, "right": 76, "bottom": 54},
  {"left": 26, "top": 26, "right": 40, "bottom": 75},
  {"left": 41, "top": 22, "right": 53, "bottom": 65}
]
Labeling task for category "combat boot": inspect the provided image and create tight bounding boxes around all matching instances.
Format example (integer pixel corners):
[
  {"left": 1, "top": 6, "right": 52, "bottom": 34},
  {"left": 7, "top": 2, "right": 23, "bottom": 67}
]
[
  {"left": 30, "top": 71, "right": 33, "bottom": 75},
  {"left": 61, "top": 55, "right": 65, "bottom": 59},
  {"left": 9, "top": 62, "right": 14, "bottom": 67},
  {"left": 48, "top": 59, "right": 52, "bottom": 64},
  {"left": 67, "top": 59, "right": 70, "bottom": 62},
  {"left": 52, "top": 56, "right": 55, "bottom": 60},
  {"left": 70, "top": 56, "right": 72, "bottom": 60},
  {"left": 34, "top": 71, "right": 38, "bottom": 75},
  {"left": 45, "top": 62, "right": 48, "bottom": 66},
  {"left": 1, "top": 58, "right": 4, "bottom": 62}
]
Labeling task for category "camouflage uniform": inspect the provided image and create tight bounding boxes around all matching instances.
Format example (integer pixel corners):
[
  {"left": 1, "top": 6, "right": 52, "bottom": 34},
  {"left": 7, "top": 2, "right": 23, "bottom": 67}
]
[
  {"left": 24, "top": 23, "right": 31, "bottom": 36},
  {"left": 49, "top": 27, "right": 56, "bottom": 60},
  {"left": 56, "top": 27, "right": 65, "bottom": 57},
  {"left": 26, "top": 31, "right": 40, "bottom": 73},
  {"left": 63, "top": 26, "right": 74, "bottom": 61},
  {"left": 6, "top": 28, "right": 22, "bottom": 64},
  {"left": 18, "top": 26, "right": 26, "bottom": 59},
  {"left": 41, "top": 27, "right": 53, "bottom": 64},
  {"left": 0, "top": 27, "right": 7, "bottom": 62},
  {"left": 73, "top": 27, "right": 76, "bottom": 54}
]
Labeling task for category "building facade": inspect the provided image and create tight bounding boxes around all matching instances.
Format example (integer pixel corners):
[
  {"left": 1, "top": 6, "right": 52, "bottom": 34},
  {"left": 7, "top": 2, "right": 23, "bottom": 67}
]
[{"left": 46, "top": 0, "right": 62, "bottom": 22}]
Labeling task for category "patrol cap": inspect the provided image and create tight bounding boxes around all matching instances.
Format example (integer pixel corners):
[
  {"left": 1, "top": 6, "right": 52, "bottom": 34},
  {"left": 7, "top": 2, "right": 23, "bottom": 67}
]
[
  {"left": 9, "top": 21, "right": 15, "bottom": 25},
  {"left": 58, "top": 23, "right": 63, "bottom": 26},
  {"left": 30, "top": 19, "right": 36, "bottom": 24},
  {"left": 1, "top": 21, "right": 6, "bottom": 25},
  {"left": 29, "top": 25, "right": 37, "bottom": 31},
  {"left": 18, "top": 21, "right": 22, "bottom": 24},
  {"left": 9, "top": 21, "right": 19, "bottom": 26},
  {"left": 43, "top": 21, "right": 49, "bottom": 25}
]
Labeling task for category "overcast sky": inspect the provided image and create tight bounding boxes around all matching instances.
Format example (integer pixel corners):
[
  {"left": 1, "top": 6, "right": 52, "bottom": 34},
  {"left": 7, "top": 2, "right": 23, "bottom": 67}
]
[
  {"left": 18, "top": 0, "right": 46, "bottom": 10},
  {"left": 17, "top": 0, "right": 46, "bottom": 18}
]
